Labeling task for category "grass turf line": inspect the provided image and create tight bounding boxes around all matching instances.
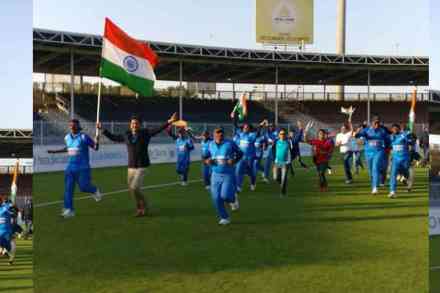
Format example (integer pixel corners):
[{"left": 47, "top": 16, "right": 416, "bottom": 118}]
[
  {"left": 0, "top": 238, "right": 33, "bottom": 293},
  {"left": 34, "top": 161, "right": 428, "bottom": 293}
]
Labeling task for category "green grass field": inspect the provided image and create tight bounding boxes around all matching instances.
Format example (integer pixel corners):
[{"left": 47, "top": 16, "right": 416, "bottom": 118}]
[
  {"left": 0, "top": 238, "right": 33, "bottom": 293},
  {"left": 34, "top": 161, "right": 428, "bottom": 293},
  {"left": 431, "top": 236, "right": 440, "bottom": 293}
]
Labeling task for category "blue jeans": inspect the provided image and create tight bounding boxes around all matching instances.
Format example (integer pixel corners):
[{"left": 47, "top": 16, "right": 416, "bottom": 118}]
[
  {"left": 263, "top": 153, "right": 274, "bottom": 179},
  {"left": 210, "top": 173, "right": 236, "bottom": 220},
  {"left": 64, "top": 168, "right": 97, "bottom": 210},
  {"left": 342, "top": 151, "right": 353, "bottom": 181}
]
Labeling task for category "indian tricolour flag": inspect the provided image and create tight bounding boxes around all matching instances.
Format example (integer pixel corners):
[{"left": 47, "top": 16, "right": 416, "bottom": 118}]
[
  {"left": 10, "top": 160, "right": 19, "bottom": 205},
  {"left": 408, "top": 88, "right": 417, "bottom": 132},
  {"left": 100, "top": 18, "right": 158, "bottom": 97},
  {"left": 230, "top": 93, "right": 248, "bottom": 121}
]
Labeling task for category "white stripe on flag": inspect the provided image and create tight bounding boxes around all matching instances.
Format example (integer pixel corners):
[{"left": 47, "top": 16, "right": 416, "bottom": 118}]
[{"left": 102, "top": 39, "right": 156, "bottom": 81}]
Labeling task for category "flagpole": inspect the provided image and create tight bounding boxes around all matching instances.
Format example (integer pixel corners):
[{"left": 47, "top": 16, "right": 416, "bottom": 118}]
[{"left": 96, "top": 78, "right": 103, "bottom": 138}]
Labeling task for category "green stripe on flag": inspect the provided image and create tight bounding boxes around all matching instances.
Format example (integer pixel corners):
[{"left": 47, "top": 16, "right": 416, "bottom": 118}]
[{"left": 100, "top": 59, "right": 154, "bottom": 97}]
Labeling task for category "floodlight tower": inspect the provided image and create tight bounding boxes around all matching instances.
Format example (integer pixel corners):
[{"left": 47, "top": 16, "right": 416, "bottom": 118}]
[{"left": 336, "top": 0, "right": 346, "bottom": 101}]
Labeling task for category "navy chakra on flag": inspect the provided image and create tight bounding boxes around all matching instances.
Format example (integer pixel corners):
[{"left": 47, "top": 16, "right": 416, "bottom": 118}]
[{"left": 123, "top": 55, "right": 139, "bottom": 72}]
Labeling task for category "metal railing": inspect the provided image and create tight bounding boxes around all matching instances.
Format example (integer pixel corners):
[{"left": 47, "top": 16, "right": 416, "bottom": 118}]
[{"left": 33, "top": 83, "right": 431, "bottom": 102}]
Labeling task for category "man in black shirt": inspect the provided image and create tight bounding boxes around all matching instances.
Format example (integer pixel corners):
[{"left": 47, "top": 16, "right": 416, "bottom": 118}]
[
  {"left": 420, "top": 126, "right": 430, "bottom": 167},
  {"left": 97, "top": 113, "right": 177, "bottom": 217}
]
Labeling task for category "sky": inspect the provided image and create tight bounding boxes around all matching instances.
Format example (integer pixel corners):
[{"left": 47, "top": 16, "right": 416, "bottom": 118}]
[
  {"left": 431, "top": 1, "right": 440, "bottom": 90},
  {"left": 32, "top": 0, "right": 430, "bottom": 94},
  {"left": 0, "top": 1, "right": 32, "bottom": 129},
  {"left": 33, "top": 0, "right": 429, "bottom": 56}
]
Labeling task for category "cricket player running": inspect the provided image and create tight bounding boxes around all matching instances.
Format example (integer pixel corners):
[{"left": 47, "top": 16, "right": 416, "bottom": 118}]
[
  {"left": 254, "top": 133, "right": 267, "bottom": 178},
  {"left": 355, "top": 116, "right": 391, "bottom": 195},
  {"left": 167, "top": 127, "right": 195, "bottom": 186},
  {"left": 204, "top": 128, "right": 243, "bottom": 225},
  {"left": 98, "top": 113, "right": 177, "bottom": 217},
  {"left": 0, "top": 193, "right": 17, "bottom": 264},
  {"left": 232, "top": 116, "right": 265, "bottom": 192},
  {"left": 388, "top": 123, "right": 413, "bottom": 198},
  {"left": 48, "top": 119, "right": 102, "bottom": 218}
]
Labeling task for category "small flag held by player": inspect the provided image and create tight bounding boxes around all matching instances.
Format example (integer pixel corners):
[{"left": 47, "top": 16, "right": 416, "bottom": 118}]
[
  {"left": 10, "top": 160, "right": 19, "bottom": 204},
  {"left": 230, "top": 93, "right": 248, "bottom": 121},
  {"left": 408, "top": 88, "right": 417, "bottom": 132}
]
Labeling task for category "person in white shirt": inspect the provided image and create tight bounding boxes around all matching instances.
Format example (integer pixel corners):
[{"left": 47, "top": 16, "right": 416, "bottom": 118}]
[{"left": 335, "top": 123, "right": 354, "bottom": 184}]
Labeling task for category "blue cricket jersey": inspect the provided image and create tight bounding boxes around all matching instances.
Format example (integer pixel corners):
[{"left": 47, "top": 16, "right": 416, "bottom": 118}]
[
  {"left": 200, "top": 138, "right": 212, "bottom": 159},
  {"left": 176, "top": 137, "right": 194, "bottom": 163},
  {"left": 205, "top": 139, "right": 243, "bottom": 175},
  {"left": 355, "top": 127, "right": 390, "bottom": 153},
  {"left": 0, "top": 202, "right": 13, "bottom": 236},
  {"left": 254, "top": 136, "right": 267, "bottom": 159},
  {"left": 390, "top": 131, "right": 412, "bottom": 159},
  {"left": 235, "top": 129, "right": 257, "bottom": 158},
  {"left": 64, "top": 132, "right": 95, "bottom": 171}
]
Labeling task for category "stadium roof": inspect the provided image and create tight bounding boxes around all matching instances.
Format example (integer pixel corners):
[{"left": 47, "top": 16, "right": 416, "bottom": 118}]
[
  {"left": 0, "top": 129, "right": 33, "bottom": 158},
  {"left": 34, "top": 28, "right": 429, "bottom": 86}
]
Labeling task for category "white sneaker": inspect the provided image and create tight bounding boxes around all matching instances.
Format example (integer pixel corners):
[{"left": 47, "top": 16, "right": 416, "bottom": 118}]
[
  {"left": 91, "top": 189, "right": 102, "bottom": 202},
  {"left": 181, "top": 181, "right": 188, "bottom": 186},
  {"left": 262, "top": 177, "right": 269, "bottom": 183},
  {"left": 379, "top": 183, "right": 385, "bottom": 187},
  {"left": 345, "top": 180, "right": 353, "bottom": 184},
  {"left": 388, "top": 191, "right": 396, "bottom": 198},
  {"left": 250, "top": 184, "right": 256, "bottom": 191},
  {"left": 60, "top": 208, "right": 68, "bottom": 216},
  {"left": 61, "top": 209, "right": 75, "bottom": 218},
  {"left": 205, "top": 185, "right": 210, "bottom": 190},
  {"left": 328, "top": 169, "right": 332, "bottom": 175},
  {"left": 371, "top": 188, "right": 378, "bottom": 195},
  {"left": 218, "top": 218, "right": 231, "bottom": 225},
  {"left": 230, "top": 193, "right": 239, "bottom": 211}
]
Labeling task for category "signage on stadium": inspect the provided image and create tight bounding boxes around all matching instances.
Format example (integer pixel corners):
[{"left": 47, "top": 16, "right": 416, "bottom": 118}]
[{"left": 256, "top": 0, "right": 314, "bottom": 45}]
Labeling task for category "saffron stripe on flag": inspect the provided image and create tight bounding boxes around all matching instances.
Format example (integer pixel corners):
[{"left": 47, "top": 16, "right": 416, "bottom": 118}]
[{"left": 104, "top": 18, "right": 158, "bottom": 68}]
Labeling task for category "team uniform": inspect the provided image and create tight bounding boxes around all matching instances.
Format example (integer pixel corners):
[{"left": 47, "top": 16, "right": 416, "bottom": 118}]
[
  {"left": 173, "top": 136, "right": 194, "bottom": 185},
  {"left": 355, "top": 127, "right": 390, "bottom": 192},
  {"left": 204, "top": 139, "right": 243, "bottom": 224},
  {"left": 234, "top": 127, "right": 258, "bottom": 191},
  {"left": 389, "top": 131, "right": 412, "bottom": 196},
  {"left": 254, "top": 135, "right": 267, "bottom": 176},
  {"left": 0, "top": 200, "right": 16, "bottom": 263},
  {"left": 63, "top": 132, "right": 100, "bottom": 214}
]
